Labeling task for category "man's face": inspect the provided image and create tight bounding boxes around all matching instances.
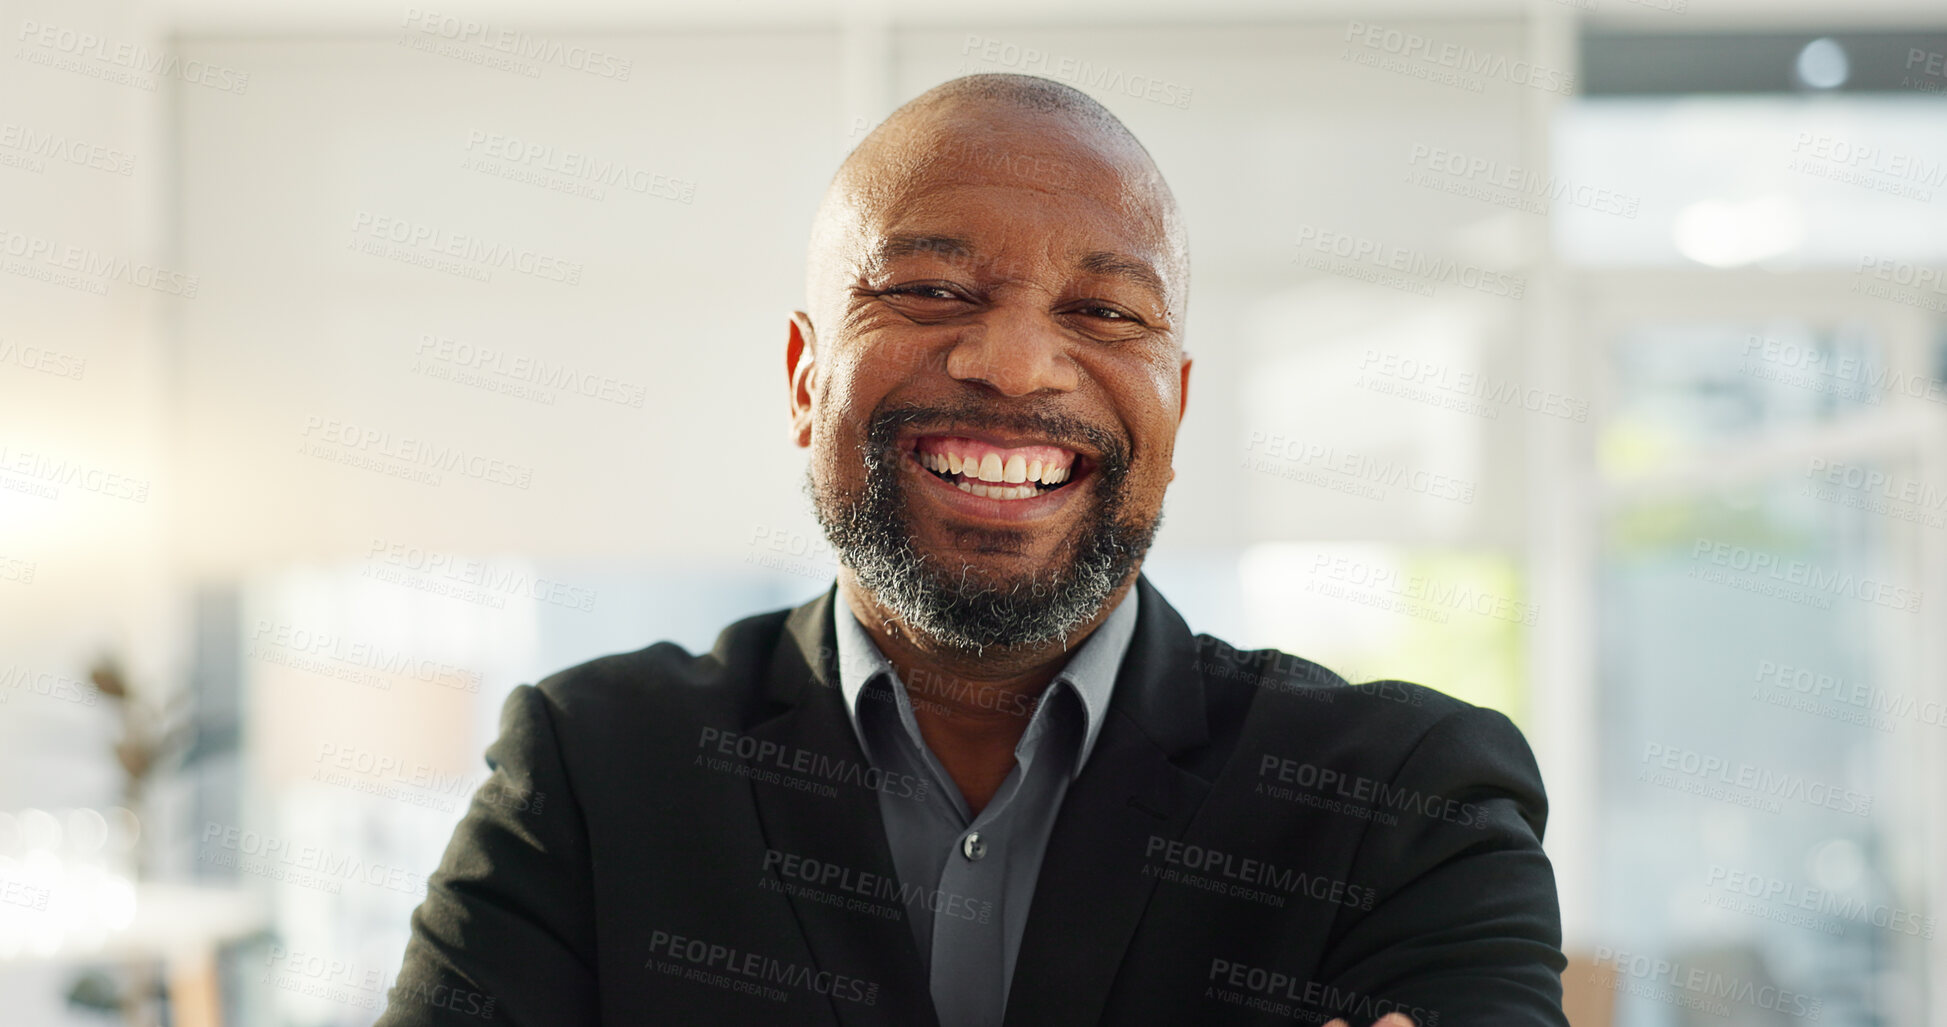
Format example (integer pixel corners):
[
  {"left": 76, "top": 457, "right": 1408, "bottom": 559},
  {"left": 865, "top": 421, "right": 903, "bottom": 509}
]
[{"left": 791, "top": 113, "right": 1190, "bottom": 654}]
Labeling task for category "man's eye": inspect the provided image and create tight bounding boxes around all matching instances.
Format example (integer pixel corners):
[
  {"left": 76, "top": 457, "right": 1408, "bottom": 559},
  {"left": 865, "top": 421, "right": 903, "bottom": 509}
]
[
  {"left": 886, "top": 284, "right": 961, "bottom": 301},
  {"left": 1073, "top": 304, "right": 1141, "bottom": 324}
]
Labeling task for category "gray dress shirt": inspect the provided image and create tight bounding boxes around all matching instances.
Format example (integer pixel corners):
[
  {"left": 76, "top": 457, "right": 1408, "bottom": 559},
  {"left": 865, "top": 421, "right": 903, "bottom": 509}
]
[{"left": 832, "top": 587, "right": 1140, "bottom": 1027}]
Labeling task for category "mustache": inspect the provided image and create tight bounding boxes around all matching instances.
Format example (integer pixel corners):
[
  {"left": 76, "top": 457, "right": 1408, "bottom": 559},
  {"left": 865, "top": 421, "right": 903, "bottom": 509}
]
[{"left": 861, "top": 400, "right": 1130, "bottom": 477}]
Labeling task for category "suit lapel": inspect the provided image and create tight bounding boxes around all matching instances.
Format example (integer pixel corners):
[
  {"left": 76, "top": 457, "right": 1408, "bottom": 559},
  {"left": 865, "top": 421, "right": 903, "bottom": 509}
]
[
  {"left": 1003, "top": 574, "right": 1214, "bottom": 1026},
  {"left": 744, "top": 586, "right": 941, "bottom": 1027}
]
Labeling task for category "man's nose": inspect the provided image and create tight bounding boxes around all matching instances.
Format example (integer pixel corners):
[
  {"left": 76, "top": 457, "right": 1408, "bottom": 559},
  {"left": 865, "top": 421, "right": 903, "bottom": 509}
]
[{"left": 944, "top": 307, "right": 1079, "bottom": 397}]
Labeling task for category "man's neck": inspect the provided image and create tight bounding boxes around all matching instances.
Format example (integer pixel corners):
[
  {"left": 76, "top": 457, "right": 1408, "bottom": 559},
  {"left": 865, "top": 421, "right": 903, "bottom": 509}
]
[{"left": 836, "top": 569, "right": 1136, "bottom": 814}]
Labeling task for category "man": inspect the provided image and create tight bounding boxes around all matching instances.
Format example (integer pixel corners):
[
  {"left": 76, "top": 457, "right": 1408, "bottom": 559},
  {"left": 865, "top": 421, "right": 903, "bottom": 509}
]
[{"left": 377, "top": 74, "right": 1568, "bottom": 1026}]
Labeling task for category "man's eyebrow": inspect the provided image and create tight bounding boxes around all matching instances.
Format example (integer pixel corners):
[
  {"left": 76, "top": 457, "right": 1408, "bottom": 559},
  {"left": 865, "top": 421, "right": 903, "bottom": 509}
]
[
  {"left": 869, "top": 234, "right": 977, "bottom": 267},
  {"left": 1077, "top": 250, "right": 1166, "bottom": 298},
  {"left": 866, "top": 237, "right": 1167, "bottom": 298}
]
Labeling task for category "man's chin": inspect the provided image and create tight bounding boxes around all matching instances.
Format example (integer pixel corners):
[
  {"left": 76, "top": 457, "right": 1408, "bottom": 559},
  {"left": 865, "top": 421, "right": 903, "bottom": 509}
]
[
  {"left": 809, "top": 433, "right": 1153, "bottom": 653},
  {"left": 905, "top": 521, "right": 1042, "bottom": 561}
]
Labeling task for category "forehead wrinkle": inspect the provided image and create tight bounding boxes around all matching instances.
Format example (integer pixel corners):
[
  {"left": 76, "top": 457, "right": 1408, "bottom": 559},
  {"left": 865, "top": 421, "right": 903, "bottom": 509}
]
[
  {"left": 1076, "top": 250, "right": 1166, "bottom": 301},
  {"left": 809, "top": 97, "right": 1189, "bottom": 329},
  {"left": 865, "top": 176, "right": 1171, "bottom": 291},
  {"left": 860, "top": 233, "right": 978, "bottom": 280}
]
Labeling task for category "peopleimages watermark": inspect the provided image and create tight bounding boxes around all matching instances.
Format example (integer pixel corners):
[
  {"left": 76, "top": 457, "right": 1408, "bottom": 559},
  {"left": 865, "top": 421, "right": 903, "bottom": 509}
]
[
  {"left": 745, "top": 523, "right": 841, "bottom": 581},
  {"left": 958, "top": 35, "right": 1192, "bottom": 109},
  {"left": 363, "top": 537, "right": 600, "bottom": 613},
  {"left": 249, "top": 619, "right": 483, "bottom": 693},
  {"left": 1752, "top": 658, "right": 1947, "bottom": 734},
  {"left": 694, "top": 727, "right": 929, "bottom": 802},
  {"left": 397, "top": 8, "right": 631, "bottom": 80},
  {"left": 14, "top": 19, "right": 250, "bottom": 94},
  {"left": 1206, "top": 958, "right": 1441, "bottom": 1026},
  {"left": 0, "top": 876, "right": 51, "bottom": 912},
  {"left": 760, "top": 848, "right": 993, "bottom": 925},
  {"left": 199, "top": 822, "right": 429, "bottom": 898},
  {"left": 1342, "top": 21, "right": 1574, "bottom": 96},
  {"left": 1293, "top": 225, "right": 1526, "bottom": 300},
  {"left": 1638, "top": 741, "right": 1873, "bottom": 817},
  {"left": 1706, "top": 864, "right": 1935, "bottom": 940},
  {"left": 1308, "top": 553, "right": 1538, "bottom": 627},
  {"left": 1750, "top": 659, "right": 1891, "bottom": 733},
  {"left": 1787, "top": 132, "right": 1945, "bottom": 204},
  {"left": 907, "top": 134, "right": 1089, "bottom": 196},
  {"left": 262, "top": 947, "right": 392, "bottom": 1016},
  {"left": 646, "top": 929, "right": 880, "bottom": 1006},
  {"left": 1687, "top": 537, "right": 1923, "bottom": 613},
  {"left": 348, "top": 211, "right": 584, "bottom": 286},
  {"left": 1908, "top": 48, "right": 1947, "bottom": 95},
  {"left": 0, "top": 442, "right": 150, "bottom": 503},
  {"left": 1589, "top": 947, "right": 1821, "bottom": 1020},
  {"left": 0, "top": 226, "right": 198, "bottom": 297},
  {"left": 796, "top": 642, "right": 981, "bottom": 723},
  {"left": 1852, "top": 255, "right": 1947, "bottom": 313},
  {"left": 1354, "top": 349, "right": 1587, "bottom": 422},
  {"left": 1143, "top": 836, "right": 1376, "bottom": 911},
  {"left": 1739, "top": 333, "right": 1947, "bottom": 407},
  {"left": 1241, "top": 431, "right": 1476, "bottom": 505},
  {"left": 298, "top": 414, "right": 534, "bottom": 490},
  {"left": 0, "top": 337, "right": 87, "bottom": 381},
  {"left": 1183, "top": 635, "right": 1386, "bottom": 709},
  {"left": 1191, "top": 637, "right": 1339, "bottom": 704},
  {"left": 0, "top": 555, "right": 35, "bottom": 586},
  {"left": 311, "top": 742, "right": 545, "bottom": 817},
  {"left": 412, "top": 333, "right": 648, "bottom": 409},
  {"left": 1404, "top": 143, "right": 1640, "bottom": 220},
  {"left": 0, "top": 123, "right": 134, "bottom": 177},
  {"left": 0, "top": 665, "right": 98, "bottom": 707},
  {"left": 462, "top": 130, "right": 693, "bottom": 204},
  {"left": 1258, "top": 753, "right": 1489, "bottom": 830},
  {"left": 264, "top": 946, "right": 498, "bottom": 1020},
  {"left": 1801, "top": 457, "right": 1946, "bottom": 530}
]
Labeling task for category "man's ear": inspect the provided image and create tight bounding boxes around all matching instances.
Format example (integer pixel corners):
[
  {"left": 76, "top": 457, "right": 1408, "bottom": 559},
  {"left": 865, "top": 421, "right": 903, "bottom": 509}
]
[
  {"left": 1178, "top": 352, "right": 1193, "bottom": 422},
  {"left": 1168, "top": 352, "right": 1192, "bottom": 484},
  {"left": 786, "top": 312, "right": 818, "bottom": 448}
]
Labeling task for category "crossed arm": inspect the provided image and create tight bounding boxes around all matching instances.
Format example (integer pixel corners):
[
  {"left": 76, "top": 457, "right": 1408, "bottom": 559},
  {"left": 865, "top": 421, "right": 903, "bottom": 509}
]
[{"left": 1310, "top": 701, "right": 1571, "bottom": 1026}]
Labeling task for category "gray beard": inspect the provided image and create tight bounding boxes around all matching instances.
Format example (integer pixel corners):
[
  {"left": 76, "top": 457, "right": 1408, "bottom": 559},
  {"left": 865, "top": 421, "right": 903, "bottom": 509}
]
[{"left": 808, "top": 403, "right": 1158, "bottom": 655}]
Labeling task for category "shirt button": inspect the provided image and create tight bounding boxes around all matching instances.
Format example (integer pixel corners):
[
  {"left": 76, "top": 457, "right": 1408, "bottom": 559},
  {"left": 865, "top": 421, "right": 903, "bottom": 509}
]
[{"left": 962, "top": 832, "right": 987, "bottom": 861}]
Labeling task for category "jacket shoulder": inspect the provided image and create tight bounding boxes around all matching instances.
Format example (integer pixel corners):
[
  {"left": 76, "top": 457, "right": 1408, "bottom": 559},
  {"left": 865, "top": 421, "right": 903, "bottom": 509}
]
[{"left": 1192, "top": 632, "right": 1496, "bottom": 745}]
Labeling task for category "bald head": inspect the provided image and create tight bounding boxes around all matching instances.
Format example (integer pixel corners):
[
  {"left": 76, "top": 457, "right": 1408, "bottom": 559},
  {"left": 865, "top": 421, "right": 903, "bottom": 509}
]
[{"left": 805, "top": 73, "right": 1189, "bottom": 338}]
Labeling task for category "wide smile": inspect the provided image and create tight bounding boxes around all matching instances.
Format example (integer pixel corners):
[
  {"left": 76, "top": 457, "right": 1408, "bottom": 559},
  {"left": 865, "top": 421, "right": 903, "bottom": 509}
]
[{"left": 900, "top": 432, "right": 1098, "bottom": 523}]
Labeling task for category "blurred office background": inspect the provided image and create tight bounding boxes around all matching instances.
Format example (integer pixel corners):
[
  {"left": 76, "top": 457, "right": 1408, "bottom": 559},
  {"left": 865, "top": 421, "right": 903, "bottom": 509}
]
[{"left": 3, "top": 0, "right": 1945, "bottom": 1023}]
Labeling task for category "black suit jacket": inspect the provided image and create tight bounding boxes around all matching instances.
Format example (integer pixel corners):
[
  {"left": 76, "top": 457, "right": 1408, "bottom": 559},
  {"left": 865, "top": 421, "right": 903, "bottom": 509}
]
[{"left": 375, "top": 574, "right": 1567, "bottom": 1026}]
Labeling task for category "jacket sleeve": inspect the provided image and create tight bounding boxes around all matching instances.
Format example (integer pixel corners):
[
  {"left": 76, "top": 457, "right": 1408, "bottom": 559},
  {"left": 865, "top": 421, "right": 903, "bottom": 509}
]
[
  {"left": 375, "top": 684, "right": 600, "bottom": 1026},
  {"left": 1315, "top": 703, "right": 1569, "bottom": 1026}
]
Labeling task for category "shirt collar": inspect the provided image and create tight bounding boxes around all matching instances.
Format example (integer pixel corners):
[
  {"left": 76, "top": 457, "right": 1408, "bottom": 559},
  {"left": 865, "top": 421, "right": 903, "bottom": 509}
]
[{"left": 832, "top": 584, "right": 1140, "bottom": 774}]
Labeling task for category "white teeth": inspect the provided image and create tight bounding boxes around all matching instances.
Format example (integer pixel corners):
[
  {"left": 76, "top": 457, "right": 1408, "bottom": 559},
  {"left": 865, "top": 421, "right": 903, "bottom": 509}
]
[
  {"left": 953, "top": 478, "right": 1037, "bottom": 500},
  {"left": 921, "top": 443, "right": 1079, "bottom": 493}
]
